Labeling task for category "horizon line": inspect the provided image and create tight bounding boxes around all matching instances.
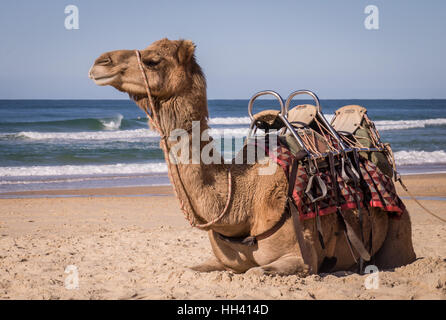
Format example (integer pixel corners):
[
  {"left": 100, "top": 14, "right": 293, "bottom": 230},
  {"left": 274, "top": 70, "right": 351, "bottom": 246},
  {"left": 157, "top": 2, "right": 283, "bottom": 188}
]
[{"left": 1, "top": 97, "right": 446, "bottom": 101}]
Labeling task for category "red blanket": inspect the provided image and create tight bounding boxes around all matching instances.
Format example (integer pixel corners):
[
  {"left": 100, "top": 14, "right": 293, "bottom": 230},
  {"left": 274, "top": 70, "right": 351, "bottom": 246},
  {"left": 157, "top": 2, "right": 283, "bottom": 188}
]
[{"left": 263, "top": 141, "right": 407, "bottom": 220}]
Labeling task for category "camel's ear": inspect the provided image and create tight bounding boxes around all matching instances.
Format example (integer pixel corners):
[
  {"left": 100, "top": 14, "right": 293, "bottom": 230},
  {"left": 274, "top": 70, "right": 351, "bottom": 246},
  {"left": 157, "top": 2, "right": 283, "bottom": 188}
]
[{"left": 177, "top": 40, "right": 196, "bottom": 65}]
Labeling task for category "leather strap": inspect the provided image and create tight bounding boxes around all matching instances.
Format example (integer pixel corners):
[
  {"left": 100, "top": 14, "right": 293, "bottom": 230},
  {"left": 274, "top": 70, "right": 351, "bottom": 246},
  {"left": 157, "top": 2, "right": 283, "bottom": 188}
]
[
  {"left": 288, "top": 158, "right": 299, "bottom": 195},
  {"left": 217, "top": 209, "right": 291, "bottom": 246},
  {"left": 315, "top": 205, "right": 325, "bottom": 249},
  {"left": 330, "top": 152, "right": 371, "bottom": 264},
  {"left": 338, "top": 210, "right": 371, "bottom": 262},
  {"left": 305, "top": 175, "right": 328, "bottom": 203}
]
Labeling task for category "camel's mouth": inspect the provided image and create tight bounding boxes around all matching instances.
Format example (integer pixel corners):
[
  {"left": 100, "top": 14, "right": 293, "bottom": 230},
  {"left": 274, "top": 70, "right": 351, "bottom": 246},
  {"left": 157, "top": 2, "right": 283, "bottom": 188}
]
[
  {"left": 89, "top": 72, "right": 119, "bottom": 86},
  {"left": 88, "top": 62, "right": 122, "bottom": 86}
]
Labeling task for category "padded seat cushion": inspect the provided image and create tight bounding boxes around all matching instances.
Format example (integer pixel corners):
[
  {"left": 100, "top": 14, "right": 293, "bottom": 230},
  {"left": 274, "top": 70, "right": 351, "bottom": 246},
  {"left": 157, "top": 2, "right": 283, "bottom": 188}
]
[
  {"left": 252, "top": 109, "right": 283, "bottom": 130},
  {"left": 331, "top": 105, "right": 367, "bottom": 135},
  {"left": 287, "top": 104, "right": 317, "bottom": 128}
]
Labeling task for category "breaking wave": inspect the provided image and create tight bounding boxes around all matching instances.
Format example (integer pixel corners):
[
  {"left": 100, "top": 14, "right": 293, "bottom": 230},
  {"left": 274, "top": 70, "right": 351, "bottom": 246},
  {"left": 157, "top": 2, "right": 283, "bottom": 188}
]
[
  {"left": 0, "top": 162, "right": 168, "bottom": 178},
  {"left": 1, "top": 117, "right": 446, "bottom": 142},
  {"left": 8, "top": 129, "right": 158, "bottom": 141},
  {"left": 375, "top": 118, "right": 446, "bottom": 131},
  {"left": 5, "top": 127, "right": 250, "bottom": 141},
  {"left": 0, "top": 114, "right": 128, "bottom": 131},
  {"left": 208, "top": 115, "right": 446, "bottom": 131},
  {"left": 393, "top": 150, "right": 446, "bottom": 166},
  {"left": 99, "top": 114, "right": 123, "bottom": 130},
  {"left": 209, "top": 117, "right": 251, "bottom": 125},
  {"left": 0, "top": 151, "right": 445, "bottom": 180}
]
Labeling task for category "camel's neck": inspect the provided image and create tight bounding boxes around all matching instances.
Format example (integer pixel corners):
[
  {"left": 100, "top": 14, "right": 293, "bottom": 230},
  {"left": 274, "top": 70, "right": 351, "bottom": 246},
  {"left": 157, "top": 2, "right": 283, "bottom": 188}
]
[
  {"left": 135, "top": 86, "right": 247, "bottom": 234},
  {"left": 162, "top": 97, "right": 207, "bottom": 135}
]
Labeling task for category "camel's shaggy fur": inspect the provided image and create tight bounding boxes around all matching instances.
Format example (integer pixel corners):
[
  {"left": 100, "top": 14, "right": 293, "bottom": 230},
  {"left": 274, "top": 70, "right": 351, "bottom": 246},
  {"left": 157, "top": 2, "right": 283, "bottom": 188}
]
[{"left": 89, "top": 38, "right": 416, "bottom": 275}]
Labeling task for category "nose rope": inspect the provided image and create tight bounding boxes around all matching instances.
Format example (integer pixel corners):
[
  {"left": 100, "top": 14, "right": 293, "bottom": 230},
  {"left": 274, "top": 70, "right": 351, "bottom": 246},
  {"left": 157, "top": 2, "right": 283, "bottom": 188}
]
[{"left": 134, "top": 50, "right": 232, "bottom": 229}]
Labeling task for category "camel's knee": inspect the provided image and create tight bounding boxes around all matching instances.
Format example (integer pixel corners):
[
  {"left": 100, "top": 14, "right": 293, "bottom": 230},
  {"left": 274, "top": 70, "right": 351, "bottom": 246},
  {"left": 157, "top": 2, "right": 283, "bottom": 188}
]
[
  {"left": 374, "top": 212, "right": 416, "bottom": 269},
  {"left": 246, "top": 254, "right": 310, "bottom": 276},
  {"left": 189, "top": 257, "right": 228, "bottom": 272}
]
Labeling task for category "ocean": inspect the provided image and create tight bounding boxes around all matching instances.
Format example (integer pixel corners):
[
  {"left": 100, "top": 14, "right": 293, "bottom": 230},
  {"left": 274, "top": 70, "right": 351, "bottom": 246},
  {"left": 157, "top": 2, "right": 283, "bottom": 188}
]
[{"left": 1, "top": 99, "right": 446, "bottom": 195}]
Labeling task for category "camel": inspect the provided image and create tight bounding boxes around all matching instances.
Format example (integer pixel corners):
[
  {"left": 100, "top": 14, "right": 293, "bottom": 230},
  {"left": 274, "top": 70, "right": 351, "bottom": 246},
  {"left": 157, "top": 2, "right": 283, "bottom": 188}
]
[{"left": 88, "top": 38, "right": 416, "bottom": 275}]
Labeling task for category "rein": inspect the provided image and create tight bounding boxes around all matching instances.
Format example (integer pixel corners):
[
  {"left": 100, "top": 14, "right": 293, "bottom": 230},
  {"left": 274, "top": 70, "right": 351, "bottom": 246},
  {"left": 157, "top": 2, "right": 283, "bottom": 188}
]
[{"left": 134, "top": 50, "right": 232, "bottom": 229}]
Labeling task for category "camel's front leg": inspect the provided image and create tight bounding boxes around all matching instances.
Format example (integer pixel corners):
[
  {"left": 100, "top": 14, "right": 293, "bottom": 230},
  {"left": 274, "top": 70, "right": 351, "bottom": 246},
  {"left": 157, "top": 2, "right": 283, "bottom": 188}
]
[
  {"left": 245, "top": 253, "right": 310, "bottom": 276},
  {"left": 189, "top": 257, "right": 230, "bottom": 272}
]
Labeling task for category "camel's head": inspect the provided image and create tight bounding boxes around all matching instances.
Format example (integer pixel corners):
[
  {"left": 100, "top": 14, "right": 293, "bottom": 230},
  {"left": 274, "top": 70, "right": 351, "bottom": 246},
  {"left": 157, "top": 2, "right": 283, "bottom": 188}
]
[{"left": 89, "top": 38, "right": 202, "bottom": 100}]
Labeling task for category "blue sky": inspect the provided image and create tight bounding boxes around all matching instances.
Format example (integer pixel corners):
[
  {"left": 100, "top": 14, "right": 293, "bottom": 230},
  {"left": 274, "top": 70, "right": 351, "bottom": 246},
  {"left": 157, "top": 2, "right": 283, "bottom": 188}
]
[{"left": 0, "top": 0, "right": 445, "bottom": 99}]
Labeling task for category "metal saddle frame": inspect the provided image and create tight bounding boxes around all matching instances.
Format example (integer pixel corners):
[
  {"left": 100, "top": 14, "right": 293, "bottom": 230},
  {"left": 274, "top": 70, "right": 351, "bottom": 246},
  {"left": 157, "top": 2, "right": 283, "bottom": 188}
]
[{"left": 247, "top": 90, "right": 389, "bottom": 162}]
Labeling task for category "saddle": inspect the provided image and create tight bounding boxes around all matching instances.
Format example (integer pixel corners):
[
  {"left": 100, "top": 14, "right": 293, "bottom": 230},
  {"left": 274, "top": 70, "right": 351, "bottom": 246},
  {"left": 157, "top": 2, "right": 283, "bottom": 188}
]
[{"left": 231, "top": 90, "right": 407, "bottom": 272}]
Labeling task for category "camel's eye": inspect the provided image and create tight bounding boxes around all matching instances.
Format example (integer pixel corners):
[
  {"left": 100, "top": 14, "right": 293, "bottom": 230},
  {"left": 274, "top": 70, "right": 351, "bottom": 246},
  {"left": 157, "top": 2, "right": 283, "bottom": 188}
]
[
  {"left": 96, "top": 57, "right": 112, "bottom": 65},
  {"left": 143, "top": 58, "right": 161, "bottom": 68}
]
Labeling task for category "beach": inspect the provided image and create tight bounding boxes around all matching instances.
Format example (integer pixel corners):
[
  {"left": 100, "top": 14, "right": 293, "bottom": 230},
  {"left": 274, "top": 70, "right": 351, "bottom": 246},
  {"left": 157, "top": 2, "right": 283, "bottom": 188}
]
[
  {"left": 0, "top": 173, "right": 445, "bottom": 300},
  {"left": 1, "top": 0, "right": 445, "bottom": 303}
]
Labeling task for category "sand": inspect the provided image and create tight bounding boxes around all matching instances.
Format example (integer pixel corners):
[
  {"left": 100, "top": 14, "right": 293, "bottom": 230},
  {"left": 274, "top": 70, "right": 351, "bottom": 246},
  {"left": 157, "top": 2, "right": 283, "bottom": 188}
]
[{"left": 0, "top": 174, "right": 445, "bottom": 300}]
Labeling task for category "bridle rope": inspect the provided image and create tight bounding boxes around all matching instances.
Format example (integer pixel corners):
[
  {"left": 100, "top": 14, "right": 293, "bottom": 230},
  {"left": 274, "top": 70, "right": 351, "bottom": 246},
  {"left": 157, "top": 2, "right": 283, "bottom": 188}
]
[{"left": 134, "top": 50, "right": 232, "bottom": 229}]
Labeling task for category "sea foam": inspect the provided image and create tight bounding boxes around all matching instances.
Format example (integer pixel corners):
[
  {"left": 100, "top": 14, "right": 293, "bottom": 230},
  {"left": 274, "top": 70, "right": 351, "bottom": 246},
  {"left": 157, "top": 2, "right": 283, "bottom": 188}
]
[
  {"left": 99, "top": 114, "right": 124, "bottom": 130},
  {"left": 0, "top": 162, "right": 168, "bottom": 177},
  {"left": 1, "top": 150, "right": 445, "bottom": 179},
  {"left": 393, "top": 150, "right": 446, "bottom": 166},
  {"left": 3, "top": 117, "right": 446, "bottom": 142}
]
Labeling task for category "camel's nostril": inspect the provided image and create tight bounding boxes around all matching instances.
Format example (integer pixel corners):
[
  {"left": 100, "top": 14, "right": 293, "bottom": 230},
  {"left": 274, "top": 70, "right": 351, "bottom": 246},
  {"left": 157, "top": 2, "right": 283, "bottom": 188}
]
[{"left": 88, "top": 67, "right": 94, "bottom": 79}]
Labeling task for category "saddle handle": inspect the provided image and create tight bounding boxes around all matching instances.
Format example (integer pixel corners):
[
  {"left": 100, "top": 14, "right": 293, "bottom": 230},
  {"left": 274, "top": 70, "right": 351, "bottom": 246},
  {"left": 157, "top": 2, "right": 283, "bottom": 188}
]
[
  {"left": 247, "top": 90, "right": 311, "bottom": 155},
  {"left": 285, "top": 89, "right": 321, "bottom": 113},
  {"left": 248, "top": 90, "right": 286, "bottom": 122}
]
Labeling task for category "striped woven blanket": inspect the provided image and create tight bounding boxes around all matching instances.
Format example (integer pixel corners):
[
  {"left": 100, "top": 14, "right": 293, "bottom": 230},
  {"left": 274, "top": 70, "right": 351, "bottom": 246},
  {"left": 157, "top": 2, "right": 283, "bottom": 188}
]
[{"left": 263, "top": 140, "right": 407, "bottom": 220}]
